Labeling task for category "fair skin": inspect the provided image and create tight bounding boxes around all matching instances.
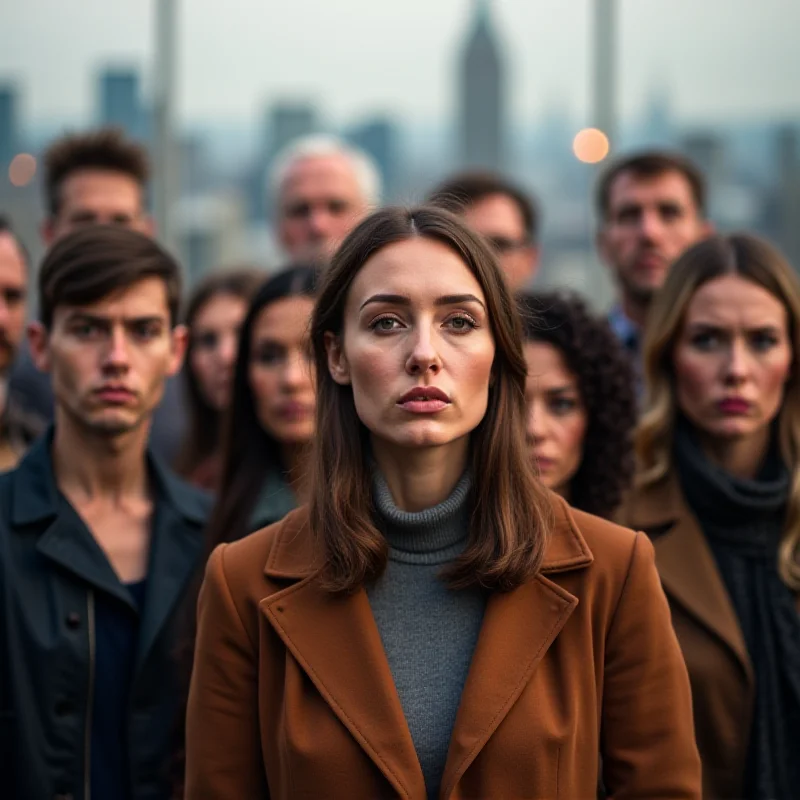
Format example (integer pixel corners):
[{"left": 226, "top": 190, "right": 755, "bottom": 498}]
[
  {"left": 190, "top": 293, "right": 248, "bottom": 411},
  {"left": 524, "top": 341, "right": 588, "bottom": 499},
  {"left": 598, "top": 170, "right": 712, "bottom": 328},
  {"left": 42, "top": 169, "right": 153, "bottom": 245},
  {"left": 28, "top": 278, "right": 187, "bottom": 582},
  {"left": 249, "top": 295, "right": 316, "bottom": 489},
  {"left": 0, "top": 232, "right": 27, "bottom": 376},
  {"left": 673, "top": 275, "right": 793, "bottom": 480},
  {"left": 463, "top": 193, "right": 539, "bottom": 290},
  {"left": 278, "top": 154, "right": 370, "bottom": 263},
  {"left": 326, "top": 237, "right": 496, "bottom": 512}
]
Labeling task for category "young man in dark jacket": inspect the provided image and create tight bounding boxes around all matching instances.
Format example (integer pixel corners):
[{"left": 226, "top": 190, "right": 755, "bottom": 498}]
[{"left": 0, "top": 225, "right": 210, "bottom": 800}]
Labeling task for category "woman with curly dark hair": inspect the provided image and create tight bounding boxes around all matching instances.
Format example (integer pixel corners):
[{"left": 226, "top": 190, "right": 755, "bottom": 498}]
[{"left": 518, "top": 291, "right": 637, "bottom": 518}]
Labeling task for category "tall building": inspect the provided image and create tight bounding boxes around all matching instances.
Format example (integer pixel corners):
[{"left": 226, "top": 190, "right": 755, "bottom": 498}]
[
  {"left": 775, "top": 125, "right": 800, "bottom": 270},
  {"left": 458, "top": 0, "right": 506, "bottom": 171},
  {"left": 0, "top": 84, "right": 20, "bottom": 169},
  {"left": 98, "top": 67, "right": 144, "bottom": 140},
  {"left": 346, "top": 117, "right": 398, "bottom": 200}
]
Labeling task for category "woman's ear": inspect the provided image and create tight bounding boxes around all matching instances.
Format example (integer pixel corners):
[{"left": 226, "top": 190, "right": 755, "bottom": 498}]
[{"left": 324, "top": 331, "right": 351, "bottom": 385}]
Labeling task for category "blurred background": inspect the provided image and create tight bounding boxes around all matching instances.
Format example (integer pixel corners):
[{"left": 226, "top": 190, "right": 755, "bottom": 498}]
[{"left": 2, "top": 0, "right": 799, "bottom": 307}]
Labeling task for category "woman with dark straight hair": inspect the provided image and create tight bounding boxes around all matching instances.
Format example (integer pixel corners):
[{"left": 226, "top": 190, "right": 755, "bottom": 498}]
[
  {"left": 174, "top": 267, "right": 263, "bottom": 489},
  {"left": 204, "top": 264, "right": 317, "bottom": 547},
  {"left": 186, "top": 206, "right": 701, "bottom": 799}
]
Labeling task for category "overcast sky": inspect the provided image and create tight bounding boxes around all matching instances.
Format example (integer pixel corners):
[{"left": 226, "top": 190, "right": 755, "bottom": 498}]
[{"left": 2, "top": 0, "right": 799, "bottom": 129}]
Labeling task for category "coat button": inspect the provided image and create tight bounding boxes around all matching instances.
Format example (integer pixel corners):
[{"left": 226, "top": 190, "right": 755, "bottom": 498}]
[{"left": 65, "top": 612, "right": 81, "bottom": 629}]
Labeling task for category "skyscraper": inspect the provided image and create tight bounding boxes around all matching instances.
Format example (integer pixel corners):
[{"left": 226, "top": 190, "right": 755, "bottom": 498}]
[
  {"left": 0, "top": 84, "right": 19, "bottom": 169},
  {"left": 98, "top": 67, "right": 144, "bottom": 140},
  {"left": 268, "top": 101, "right": 320, "bottom": 161},
  {"left": 347, "top": 117, "right": 398, "bottom": 200},
  {"left": 458, "top": 0, "right": 506, "bottom": 171}
]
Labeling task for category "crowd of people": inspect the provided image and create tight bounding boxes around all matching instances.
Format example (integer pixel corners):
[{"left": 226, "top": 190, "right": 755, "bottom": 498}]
[{"left": 0, "top": 124, "right": 798, "bottom": 800}]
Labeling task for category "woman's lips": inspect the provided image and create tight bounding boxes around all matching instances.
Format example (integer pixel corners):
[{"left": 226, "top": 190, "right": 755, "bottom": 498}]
[
  {"left": 397, "top": 386, "right": 451, "bottom": 413},
  {"left": 275, "top": 402, "right": 313, "bottom": 421}
]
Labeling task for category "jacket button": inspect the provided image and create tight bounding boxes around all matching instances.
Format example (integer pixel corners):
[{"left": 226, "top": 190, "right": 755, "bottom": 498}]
[
  {"left": 55, "top": 700, "right": 74, "bottom": 717},
  {"left": 65, "top": 612, "right": 81, "bottom": 629}
]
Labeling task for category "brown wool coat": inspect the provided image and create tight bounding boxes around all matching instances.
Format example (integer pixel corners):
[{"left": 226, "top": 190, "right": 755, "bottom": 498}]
[
  {"left": 618, "top": 473, "right": 800, "bottom": 800},
  {"left": 185, "top": 493, "right": 701, "bottom": 799}
]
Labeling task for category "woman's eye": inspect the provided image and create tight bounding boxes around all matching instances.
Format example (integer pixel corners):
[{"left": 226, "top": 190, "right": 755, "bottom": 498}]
[
  {"left": 370, "top": 317, "right": 401, "bottom": 332},
  {"left": 195, "top": 332, "right": 218, "bottom": 351},
  {"left": 691, "top": 332, "right": 720, "bottom": 350},
  {"left": 750, "top": 332, "right": 778, "bottom": 352},
  {"left": 550, "top": 397, "right": 578, "bottom": 415},
  {"left": 445, "top": 314, "right": 477, "bottom": 332}
]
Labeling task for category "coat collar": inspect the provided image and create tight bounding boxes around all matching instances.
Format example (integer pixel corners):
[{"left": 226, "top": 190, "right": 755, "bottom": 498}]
[
  {"left": 625, "top": 472, "right": 752, "bottom": 683},
  {"left": 260, "top": 492, "right": 590, "bottom": 796}
]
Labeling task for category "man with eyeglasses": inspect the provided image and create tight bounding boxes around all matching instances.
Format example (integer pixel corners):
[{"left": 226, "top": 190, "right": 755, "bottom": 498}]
[{"left": 428, "top": 171, "right": 540, "bottom": 290}]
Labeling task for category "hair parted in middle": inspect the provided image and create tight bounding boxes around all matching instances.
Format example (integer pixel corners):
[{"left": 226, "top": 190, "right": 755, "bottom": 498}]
[
  {"left": 309, "top": 205, "right": 552, "bottom": 594},
  {"left": 637, "top": 232, "right": 800, "bottom": 590}
]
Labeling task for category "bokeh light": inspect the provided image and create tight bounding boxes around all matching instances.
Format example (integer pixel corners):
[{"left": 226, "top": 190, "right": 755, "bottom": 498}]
[
  {"left": 572, "top": 129, "right": 610, "bottom": 164},
  {"left": 8, "top": 153, "right": 37, "bottom": 187}
]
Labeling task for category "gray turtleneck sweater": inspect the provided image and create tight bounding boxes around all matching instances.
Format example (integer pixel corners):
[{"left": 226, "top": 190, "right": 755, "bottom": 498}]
[{"left": 367, "top": 471, "right": 486, "bottom": 799}]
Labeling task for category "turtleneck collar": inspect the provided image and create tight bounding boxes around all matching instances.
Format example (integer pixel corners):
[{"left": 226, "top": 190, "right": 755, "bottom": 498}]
[
  {"left": 371, "top": 469, "right": 472, "bottom": 566},
  {"left": 674, "top": 417, "right": 789, "bottom": 554}
]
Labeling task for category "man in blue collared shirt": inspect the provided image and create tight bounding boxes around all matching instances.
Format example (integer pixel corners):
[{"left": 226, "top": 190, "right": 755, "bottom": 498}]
[
  {"left": 0, "top": 226, "right": 210, "bottom": 800},
  {"left": 597, "top": 151, "right": 713, "bottom": 379}
]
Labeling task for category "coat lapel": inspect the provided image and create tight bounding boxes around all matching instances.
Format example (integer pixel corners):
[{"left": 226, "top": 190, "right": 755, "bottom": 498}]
[
  {"left": 628, "top": 475, "right": 752, "bottom": 681},
  {"left": 261, "top": 576, "right": 426, "bottom": 798},
  {"left": 439, "top": 494, "right": 591, "bottom": 798}
]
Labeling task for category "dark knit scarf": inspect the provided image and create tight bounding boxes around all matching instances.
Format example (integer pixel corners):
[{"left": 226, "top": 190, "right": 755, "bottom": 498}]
[{"left": 675, "top": 421, "right": 800, "bottom": 800}]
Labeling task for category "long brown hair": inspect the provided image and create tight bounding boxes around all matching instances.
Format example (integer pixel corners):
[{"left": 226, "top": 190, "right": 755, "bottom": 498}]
[
  {"left": 637, "top": 233, "right": 800, "bottom": 589},
  {"left": 174, "top": 268, "right": 264, "bottom": 480},
  {"left": 309, "top": 205, "right": 552, "bottom": 594}
]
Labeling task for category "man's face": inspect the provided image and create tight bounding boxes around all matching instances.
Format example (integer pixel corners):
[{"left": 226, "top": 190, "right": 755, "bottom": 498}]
[
  {"left": 277, "top": 154, "right": 370, "bottom": 263},
  {"left": 598, "top": 170, "right": 711, "bottom": 307},
  {"left": 43, "top": 169, "right": 153, "bottom": 245},
  {"left": 462, "top": 192, "right": 539, "bottom": 290},
  {"left": 29, "top": 277, "right": 186, "bottom": 437},
  {"left": 0, "top": 233, "right": 27, "bottom": 375}
]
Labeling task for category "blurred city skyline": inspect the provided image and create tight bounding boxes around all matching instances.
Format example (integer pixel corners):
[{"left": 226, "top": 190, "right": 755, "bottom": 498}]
[
  {"left": 1, "top": 0, "right": 799, "bottom": 306},
  {"left": 3, "top": 0, "right": 799, "bottom": 129}
]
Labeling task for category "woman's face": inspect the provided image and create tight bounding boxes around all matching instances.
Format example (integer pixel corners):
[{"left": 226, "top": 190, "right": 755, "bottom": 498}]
[
  {"left": 673, "top": 274, "right": 793, "bottom": 442},
  {"left": 524, "top": 341, "right": 588, "bottom": 495},
  {"left": 327, "top": 237, "right": 496, "bottom": 458},
  {"left": 190, "top": 293, "right": 248, "bottom": 411},
  {"left": 249, "top": 295, "right": 316, "bottom": 445}
]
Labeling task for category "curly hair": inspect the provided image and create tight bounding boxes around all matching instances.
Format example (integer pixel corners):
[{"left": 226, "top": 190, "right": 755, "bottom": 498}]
[{"left": 518, "top": 291, "right": 637, "bottom": 518}]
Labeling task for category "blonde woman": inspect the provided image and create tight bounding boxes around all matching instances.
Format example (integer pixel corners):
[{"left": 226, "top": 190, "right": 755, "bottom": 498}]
[{"left": 619, "top": 233, "right": 800, "bottom": 800}]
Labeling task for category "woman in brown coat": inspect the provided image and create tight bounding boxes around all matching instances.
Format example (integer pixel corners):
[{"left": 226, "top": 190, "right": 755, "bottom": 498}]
[
  {"left": 619, "top": 234, "right": 800, "bottom": 799},
  {"left": 185, "top": 206, "right": 700, "bottom": 799}
]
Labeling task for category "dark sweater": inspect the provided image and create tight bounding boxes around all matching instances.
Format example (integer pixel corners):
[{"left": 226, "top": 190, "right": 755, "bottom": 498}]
[{"left": 367, "top": 470, "right": 486, "bottom": 799}]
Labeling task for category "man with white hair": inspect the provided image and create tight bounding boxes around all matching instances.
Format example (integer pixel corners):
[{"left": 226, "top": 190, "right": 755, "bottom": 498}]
[{"left": 271, "top": 134, "right": 381, "bottom": 264}]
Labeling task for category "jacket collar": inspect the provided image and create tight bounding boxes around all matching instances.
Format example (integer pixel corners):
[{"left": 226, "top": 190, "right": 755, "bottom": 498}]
[
  {"left": 10, "top": 427, "right": 209, "bottom": 673},
  {"left": 10, "top": 427, "right": 208, "bottom": 529},
  {"left": 260, "top": 492, "right": 590, "bottom": 796},
  {"left": 625, "top": 472, "right": 752, "bottom": 683},
  {"left": 264, "top": 490, "right": 593, "bottom": 581}
]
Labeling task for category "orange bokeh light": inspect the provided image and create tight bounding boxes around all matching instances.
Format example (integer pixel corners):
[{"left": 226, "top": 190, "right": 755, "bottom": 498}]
[
  {"left": 573, "top": 129, "right": 610, "bottom": 164},
  {"left": 9, "top": 153, "right": 37, "bottom": 187}
]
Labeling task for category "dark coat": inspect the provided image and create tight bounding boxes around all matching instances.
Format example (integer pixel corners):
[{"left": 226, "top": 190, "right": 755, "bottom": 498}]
[
  {"left": 186, "top": 495, "right": 702, "bottom": 799},
  {"left": 0, "top": 431, "right": 210, "bottom": 800},
  {"left": 618, "top": 472, "right": 800, "bottom": 799}
]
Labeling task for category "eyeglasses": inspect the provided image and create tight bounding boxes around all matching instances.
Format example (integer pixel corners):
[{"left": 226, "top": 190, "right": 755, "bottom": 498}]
[{"left": 485, "top": 235, "right": 530, "bottom": 254}]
